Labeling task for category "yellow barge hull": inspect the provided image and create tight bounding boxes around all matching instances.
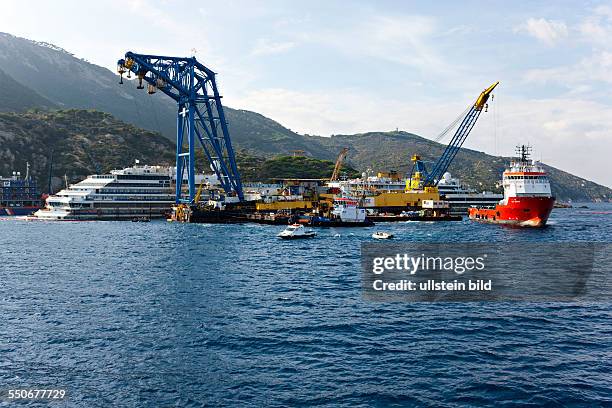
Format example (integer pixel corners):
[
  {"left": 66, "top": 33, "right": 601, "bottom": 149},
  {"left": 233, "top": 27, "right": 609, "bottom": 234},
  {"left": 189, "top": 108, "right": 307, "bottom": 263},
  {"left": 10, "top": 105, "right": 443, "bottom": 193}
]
[{"left": 364, "top": 191, "right": 440, "bottom": 209}]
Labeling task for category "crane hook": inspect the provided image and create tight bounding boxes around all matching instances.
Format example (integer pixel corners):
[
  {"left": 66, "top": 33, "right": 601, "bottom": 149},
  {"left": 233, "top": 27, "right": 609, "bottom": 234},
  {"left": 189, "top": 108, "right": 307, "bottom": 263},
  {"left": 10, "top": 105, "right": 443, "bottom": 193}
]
[
  {"left": 137, "top": 71, "right": 146, "bottom": 89},
  {"left": 117, "top": 62, "right": 126, "bottom": 85}
]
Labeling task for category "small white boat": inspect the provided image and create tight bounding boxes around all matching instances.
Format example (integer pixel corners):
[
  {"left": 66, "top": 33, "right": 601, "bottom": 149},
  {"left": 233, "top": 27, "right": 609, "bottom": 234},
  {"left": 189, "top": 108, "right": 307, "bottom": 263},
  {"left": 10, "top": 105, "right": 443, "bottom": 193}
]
[
  {"left": 372, "top": 231, "right": 394, "bottom": 240},
  {"left": 277, "top": 224, "right": 317, "bottom": 239}
]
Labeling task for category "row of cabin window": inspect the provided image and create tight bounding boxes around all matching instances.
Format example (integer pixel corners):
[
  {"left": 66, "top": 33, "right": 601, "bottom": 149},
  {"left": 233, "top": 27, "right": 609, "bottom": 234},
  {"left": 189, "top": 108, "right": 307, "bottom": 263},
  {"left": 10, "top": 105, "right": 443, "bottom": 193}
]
[{"left": 506, "top": 175, "right": 548, "bottom": 180}]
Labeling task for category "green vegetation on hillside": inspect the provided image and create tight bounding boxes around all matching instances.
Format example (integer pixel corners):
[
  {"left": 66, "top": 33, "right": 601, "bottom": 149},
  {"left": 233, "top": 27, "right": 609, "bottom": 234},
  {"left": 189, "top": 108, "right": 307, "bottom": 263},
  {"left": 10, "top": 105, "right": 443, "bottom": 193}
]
[
  {"left": 0, "top": 109, "right": 175, "bottom": 191},
  {"left": 237, "top": 153, "right": 360, "bottom": 182}
]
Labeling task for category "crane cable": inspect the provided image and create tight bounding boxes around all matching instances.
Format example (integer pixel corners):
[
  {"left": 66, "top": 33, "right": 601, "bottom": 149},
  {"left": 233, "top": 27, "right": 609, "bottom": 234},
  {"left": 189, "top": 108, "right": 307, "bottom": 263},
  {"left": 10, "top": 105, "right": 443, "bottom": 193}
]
[
  {"left": 129, "top": 93, "right": 145, "bottom": 169},
  {"left": 432, "top": 105, "right": 471, "bottom": 144},
  {"left": 145, "top": 88, "right": 163, "bottom": 138},
  {"left": 493, "top": 90, "right": 498, "bottom": 155},
  {"left": 494, "top": 88, "right": 500, "bottom": 156},
  {"left": 123, "top": 74, "right": 164, "bottom": 166}
]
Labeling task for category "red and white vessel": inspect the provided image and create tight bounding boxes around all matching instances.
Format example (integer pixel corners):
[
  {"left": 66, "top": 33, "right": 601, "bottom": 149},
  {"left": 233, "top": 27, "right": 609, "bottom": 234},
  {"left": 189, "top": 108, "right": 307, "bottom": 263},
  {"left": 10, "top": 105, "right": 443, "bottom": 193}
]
[{"left": 468, "top": 145, "right": 555, "bottom": 227}]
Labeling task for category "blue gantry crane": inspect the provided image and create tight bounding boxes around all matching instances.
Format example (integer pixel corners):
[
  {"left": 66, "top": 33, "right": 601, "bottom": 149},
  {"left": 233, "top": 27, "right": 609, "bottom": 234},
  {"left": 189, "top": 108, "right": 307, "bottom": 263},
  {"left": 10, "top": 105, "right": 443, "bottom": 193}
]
[
  {"left": 117, "top": 52, "right": 244, "bottom": 203},
  {"left": 408, "top": 82, "right": 499, "bottom": 190}
]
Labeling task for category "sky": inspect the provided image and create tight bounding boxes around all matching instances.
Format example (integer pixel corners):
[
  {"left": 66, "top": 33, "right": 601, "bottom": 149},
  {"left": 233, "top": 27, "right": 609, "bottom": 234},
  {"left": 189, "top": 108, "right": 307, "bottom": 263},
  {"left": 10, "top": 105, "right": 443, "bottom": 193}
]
[{"left": 1, "top": 0, "right": 611, "bottom": 187}]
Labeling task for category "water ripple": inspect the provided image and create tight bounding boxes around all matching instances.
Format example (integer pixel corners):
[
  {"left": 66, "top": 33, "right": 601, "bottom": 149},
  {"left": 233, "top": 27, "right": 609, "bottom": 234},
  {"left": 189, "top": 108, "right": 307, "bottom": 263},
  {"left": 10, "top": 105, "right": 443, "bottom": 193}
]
[{"left": 0, "top": 204, "right": 610, "bottom": 406}]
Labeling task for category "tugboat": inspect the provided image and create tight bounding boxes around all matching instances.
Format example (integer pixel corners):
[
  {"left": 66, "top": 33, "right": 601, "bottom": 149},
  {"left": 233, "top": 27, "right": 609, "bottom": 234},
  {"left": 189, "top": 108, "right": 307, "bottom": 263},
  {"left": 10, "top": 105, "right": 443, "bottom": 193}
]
[
  {"left": 309, "top": 197, "right": 373, "bottom": 227},
  {"left": 468, "top": 145, "right": 555, "bottom": 227},
  {"left": 277, "top": 224, "right": 317, "bottom": 239}
]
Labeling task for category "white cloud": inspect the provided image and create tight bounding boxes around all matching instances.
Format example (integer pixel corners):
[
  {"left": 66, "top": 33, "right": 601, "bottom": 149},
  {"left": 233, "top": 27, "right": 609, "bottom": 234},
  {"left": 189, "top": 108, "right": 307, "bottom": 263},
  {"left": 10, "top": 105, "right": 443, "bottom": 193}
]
[
  {"left": 578, "top": 6, "right": 612, "bottom": 47},
  {"left": 250, "top": 38, "right": 296, "bottom": 56},
  {"left": 542, "top": 120, "right": 568, "bottom": 131},
  {"left": 521, "top": 8, "right": 612, "bottom": 95},
  {"left": 298, "top": 14, "right": 451, "bottom": 74},
  {"left": 516, "top": 18, "right": 568, "bottom": 46},
  {"left": 231, "top": 87, "right": 465, "bottom": 137},
  {"left": 232, "top": 87, "right": 612, "bottom": 186},
  {"left": 524, "top": 50, "right": 612, "bottom": 88},
  {"left": 232, "top": 87, "right": 443, "bottom": 138}
]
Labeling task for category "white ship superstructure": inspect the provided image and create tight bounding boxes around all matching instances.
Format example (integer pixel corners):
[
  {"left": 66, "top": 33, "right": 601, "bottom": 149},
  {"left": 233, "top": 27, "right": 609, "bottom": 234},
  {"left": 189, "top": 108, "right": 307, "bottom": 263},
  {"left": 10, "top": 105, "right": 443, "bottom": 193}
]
[
  {"left": 330, "top": 197, "right": 367, "bottom": 222},
  {"left": 33, "top": 164, "right": 216, "bottom": 220},
  {"left": 501, "top": 158, "right": 552, "bottom": 201}
]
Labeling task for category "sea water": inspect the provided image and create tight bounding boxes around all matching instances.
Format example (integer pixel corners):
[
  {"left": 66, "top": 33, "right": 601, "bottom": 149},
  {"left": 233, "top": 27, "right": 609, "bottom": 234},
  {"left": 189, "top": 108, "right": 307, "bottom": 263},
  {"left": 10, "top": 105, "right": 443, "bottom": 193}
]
[{"left": 1, "top": 204, "right": 610, "bottom": 406}]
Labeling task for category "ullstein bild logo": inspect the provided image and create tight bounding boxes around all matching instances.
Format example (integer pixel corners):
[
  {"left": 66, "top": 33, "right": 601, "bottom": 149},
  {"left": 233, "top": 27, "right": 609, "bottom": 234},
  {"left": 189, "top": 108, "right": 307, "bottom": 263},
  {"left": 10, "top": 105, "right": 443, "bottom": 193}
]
[{"left": 361, "top": 243, "right": 609, "bottom": 302}]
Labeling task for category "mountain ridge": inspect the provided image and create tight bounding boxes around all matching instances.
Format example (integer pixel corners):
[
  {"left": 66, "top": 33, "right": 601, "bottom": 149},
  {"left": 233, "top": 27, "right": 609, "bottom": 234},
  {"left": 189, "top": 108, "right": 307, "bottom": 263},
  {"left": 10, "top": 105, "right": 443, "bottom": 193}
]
[{"left": 0, "top": 32, "right": 609, "bottom": 201}]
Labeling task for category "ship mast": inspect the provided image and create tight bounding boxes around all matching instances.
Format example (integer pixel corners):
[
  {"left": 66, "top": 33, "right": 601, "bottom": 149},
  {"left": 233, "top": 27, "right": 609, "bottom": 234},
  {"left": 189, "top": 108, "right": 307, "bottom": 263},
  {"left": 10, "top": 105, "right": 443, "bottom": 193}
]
[{"left": 515, "top": 145, "right": 532, "bottom": 163}]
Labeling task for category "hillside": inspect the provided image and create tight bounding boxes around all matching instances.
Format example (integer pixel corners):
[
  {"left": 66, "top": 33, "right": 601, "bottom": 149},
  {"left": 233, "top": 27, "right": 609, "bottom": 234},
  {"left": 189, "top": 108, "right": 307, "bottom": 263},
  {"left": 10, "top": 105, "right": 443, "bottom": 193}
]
[
  {"left": 0, "top": 68, "right": 57, "bottom": 112},
  {"left": 237, "top": 153, "right": 360, "bottom": 182},
  {"left": 0, "top": 32, "right": 320, "bottom": 147},
  {"left": 0, "top": 32, "right": 178, "bottom": 138},
  {"left": 0, "top": 33, "right": 337, "bottom": 158},
  {"left": 0, "top": 110, "right": 175, "bottom": 191},
  {"left": 1, "top": 109, "right": 607, "bottom": 202},
  {"left": 0, "top": 110, "right": 358, "bottom": 191},
  {"left": 0, "top": 32, "right": 609, "bottom": 201}
]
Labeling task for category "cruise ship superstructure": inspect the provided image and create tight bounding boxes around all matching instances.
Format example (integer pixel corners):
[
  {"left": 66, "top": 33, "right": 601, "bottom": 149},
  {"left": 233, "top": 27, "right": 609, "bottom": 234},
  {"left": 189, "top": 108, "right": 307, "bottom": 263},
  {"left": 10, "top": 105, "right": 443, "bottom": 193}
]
[
  {"left": 33, "top": 164, "right": 216, "bottom": 221},
  {"left": 332, "top": 171, "right": 501, "bottom": 214}
]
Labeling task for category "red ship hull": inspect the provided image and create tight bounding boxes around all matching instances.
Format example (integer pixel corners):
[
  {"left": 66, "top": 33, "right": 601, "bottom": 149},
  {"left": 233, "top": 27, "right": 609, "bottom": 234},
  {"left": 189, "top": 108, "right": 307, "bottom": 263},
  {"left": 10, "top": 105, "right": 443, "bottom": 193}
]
[{"left": 468, "top": 196, "right": 555, "bottom": 227}]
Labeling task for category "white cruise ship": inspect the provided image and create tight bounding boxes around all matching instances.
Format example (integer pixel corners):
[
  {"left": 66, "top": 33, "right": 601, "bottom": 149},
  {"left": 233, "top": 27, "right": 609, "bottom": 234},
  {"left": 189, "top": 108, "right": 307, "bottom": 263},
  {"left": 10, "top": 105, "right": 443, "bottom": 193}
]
[
  {"left": 33, "top": 164, "right": 217, "bottom": 220},
  {"left": 436, "top": 172, "right": 503, "bottom": 215}
]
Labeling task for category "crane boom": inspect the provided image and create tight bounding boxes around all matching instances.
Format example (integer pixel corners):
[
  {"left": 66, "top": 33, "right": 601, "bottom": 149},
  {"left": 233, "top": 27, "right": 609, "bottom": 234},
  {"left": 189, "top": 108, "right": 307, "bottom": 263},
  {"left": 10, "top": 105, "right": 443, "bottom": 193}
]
[
  {"left": 330, "top": 148, "right": 349, "bottom": 181},
  {"left": 423, "top": 81, "right": 498, "bottom": 187},
  {"left": 117, "top": 52, "right": 244, "bottom": 203}
]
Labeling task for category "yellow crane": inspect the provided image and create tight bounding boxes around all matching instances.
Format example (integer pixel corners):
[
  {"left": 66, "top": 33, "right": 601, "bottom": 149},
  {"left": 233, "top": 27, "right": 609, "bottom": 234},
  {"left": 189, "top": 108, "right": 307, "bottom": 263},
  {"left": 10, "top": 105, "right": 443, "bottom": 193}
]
[
  {"left": 330, "top": 148, "right": 349, "bottom": 181},
  {"left": 408, "top": 81, "right": 499, "bottom": 189},
  {"left": 194, "top": 181, "right": 206, "bottom": 204}
]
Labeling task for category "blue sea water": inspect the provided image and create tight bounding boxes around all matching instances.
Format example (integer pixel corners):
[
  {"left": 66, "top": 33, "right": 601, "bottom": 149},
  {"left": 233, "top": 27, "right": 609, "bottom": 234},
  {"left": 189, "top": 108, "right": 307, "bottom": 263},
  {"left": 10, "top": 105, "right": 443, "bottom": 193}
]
[{"left": 1, "top": 204, "right": 611, "bottom": 407}]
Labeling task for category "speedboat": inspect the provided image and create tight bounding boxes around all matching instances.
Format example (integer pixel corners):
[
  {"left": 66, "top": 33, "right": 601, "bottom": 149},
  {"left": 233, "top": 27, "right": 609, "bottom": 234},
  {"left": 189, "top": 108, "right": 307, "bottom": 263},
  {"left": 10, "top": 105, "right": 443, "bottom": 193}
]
[
  {"left": 372, "top": 231, "right": 394, "bottom": 239},
  {"left": 277, "top": 224, "right": 316, "bottom": 239}
]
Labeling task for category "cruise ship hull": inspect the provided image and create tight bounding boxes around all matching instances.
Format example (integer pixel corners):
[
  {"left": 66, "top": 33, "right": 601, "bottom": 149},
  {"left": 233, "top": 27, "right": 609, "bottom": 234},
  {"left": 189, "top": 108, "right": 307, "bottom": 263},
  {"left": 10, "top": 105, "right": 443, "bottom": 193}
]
[
  {"left": 468, "top": 197, "right": 555, "bottom": 227},
  {"left": 441, "top": 193, "right": 503, "bottom": 215},
  {"left": 0, "top": 206, "right": 41, "bottom": 216},
  {"left": 33, "top": 207, "right": 170, "bottom": 221}
]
